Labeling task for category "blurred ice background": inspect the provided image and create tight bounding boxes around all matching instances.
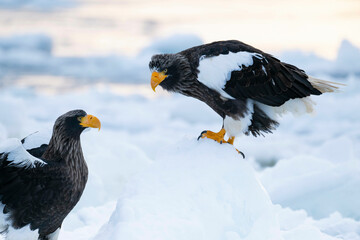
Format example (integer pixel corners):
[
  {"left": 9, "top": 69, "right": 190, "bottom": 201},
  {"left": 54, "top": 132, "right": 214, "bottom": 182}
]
[{"left": 0, "top": 0, "right": 360, "bottom": 239}]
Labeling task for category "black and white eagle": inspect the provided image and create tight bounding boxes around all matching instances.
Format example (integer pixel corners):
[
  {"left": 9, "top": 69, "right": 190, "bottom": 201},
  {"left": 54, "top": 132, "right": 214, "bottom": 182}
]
[
  {"left": 0, "top": 110, "right": 101, "bottom": 240},
  {"left": 149, "top": 40, "right": 341, "bottom": 156}
]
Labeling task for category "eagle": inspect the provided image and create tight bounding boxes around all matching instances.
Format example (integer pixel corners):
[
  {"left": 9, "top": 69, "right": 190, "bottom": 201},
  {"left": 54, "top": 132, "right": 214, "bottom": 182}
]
[
  {"left": 0, "top": 110, "right": 101, "bottom": 240},
  {"left": 149, "top": 40, "right": 341, "bottom": 156}
]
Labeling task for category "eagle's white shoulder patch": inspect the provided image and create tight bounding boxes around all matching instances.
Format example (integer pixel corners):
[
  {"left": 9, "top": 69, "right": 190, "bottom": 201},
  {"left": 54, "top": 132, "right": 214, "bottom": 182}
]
[
  {"left": 22, "top": 130, "right": 51, "bottom": 150},
  {"left": 0, "top": 138, "right": 46, "bottom": 168},
  {"left": 197, "top": 51, "right": 263, "bottom": 99}
]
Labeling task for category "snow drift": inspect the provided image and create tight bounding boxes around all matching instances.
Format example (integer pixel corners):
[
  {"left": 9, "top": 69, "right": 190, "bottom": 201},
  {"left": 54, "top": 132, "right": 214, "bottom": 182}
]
[
  {"left": 0, "top": 78, "right": 359, "bottom": 239},
  {"left": 92, "top": 139, "right": 360, "bottom": 240},
  {"left": 260, "top": 155, "right": 360, "bottom": 220},
  {"left": 0, "top": 69, "right": 359, "bottom": 240},
  {"left": 95, "top": 140, "right": 282, "bottom": 240}
]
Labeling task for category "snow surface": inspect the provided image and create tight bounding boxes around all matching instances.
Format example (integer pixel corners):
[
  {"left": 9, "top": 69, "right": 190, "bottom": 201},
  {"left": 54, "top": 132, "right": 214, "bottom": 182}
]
[
  {"left": 0, "top": 73, "right": 359, "bottom": 239},
  {"left": 95, "top": 140, "right": 282, "bottom": 240},
  {"left": 0, "top": 33, "right": 359, "bottom": 240},
  {"left": 260, "top": 155, "right": 360, "bottom": 220}
]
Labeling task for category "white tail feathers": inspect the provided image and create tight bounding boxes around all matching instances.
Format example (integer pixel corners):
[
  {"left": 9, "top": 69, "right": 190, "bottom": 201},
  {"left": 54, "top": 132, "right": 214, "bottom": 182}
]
[{"left": 308, "top": 76, "right": 345, "bottom": 93}]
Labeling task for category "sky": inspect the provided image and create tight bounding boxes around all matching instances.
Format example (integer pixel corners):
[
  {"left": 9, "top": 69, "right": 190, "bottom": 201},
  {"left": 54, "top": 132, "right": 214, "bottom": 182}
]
[{"left": 0, "top": 0, "right": 359, "bottom": 59}]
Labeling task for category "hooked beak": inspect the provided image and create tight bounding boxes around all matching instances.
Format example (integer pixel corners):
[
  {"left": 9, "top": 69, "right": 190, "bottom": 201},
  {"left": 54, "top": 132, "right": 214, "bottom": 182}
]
[
  {"left": 151, "top": 71, "right": 168, "bottom": 92},
  {"left": 79, "top": 114, "right": 101, "bottom": 131}
]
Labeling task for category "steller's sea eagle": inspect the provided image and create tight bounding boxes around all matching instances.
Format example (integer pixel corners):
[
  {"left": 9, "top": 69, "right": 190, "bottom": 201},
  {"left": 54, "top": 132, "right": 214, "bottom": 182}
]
[
  {"left": 149, "top": 40, "right": 342, "bottom": 157},
  {"left": 0, "top": 110, "right": 101, "bottom": 240}
]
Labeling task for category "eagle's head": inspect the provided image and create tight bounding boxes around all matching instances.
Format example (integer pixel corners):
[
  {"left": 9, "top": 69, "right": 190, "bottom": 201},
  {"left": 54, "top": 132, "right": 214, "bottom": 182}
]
[
  {"left": 42, "top": 109, "right": 101, "bottom": 160},
  {"left": 149, "top": 54, "right": 192, "bottom": 92},
  {"left": 53, "top": 110, "right": 101, "bottom": 139}
]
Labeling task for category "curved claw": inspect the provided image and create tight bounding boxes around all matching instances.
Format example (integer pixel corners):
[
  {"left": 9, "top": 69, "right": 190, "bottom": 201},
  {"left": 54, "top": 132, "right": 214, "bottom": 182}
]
[
  {"left": 236, "top": 149, "right": 245, "bottom": 159},
  {"left": 197, "top": 130, "right": 208, "bottom": 141}
]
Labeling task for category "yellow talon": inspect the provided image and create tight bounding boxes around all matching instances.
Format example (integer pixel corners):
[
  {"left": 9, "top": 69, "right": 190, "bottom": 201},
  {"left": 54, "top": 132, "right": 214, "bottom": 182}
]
[
  {"left": 198, "top": 128, "right": 235, "bottom": 144},
  {"left": 198, "top": 128, "right": 226, "bottom": 143},
  {"left": 198, "top": 129, "right": 245, "bottom": 158}
]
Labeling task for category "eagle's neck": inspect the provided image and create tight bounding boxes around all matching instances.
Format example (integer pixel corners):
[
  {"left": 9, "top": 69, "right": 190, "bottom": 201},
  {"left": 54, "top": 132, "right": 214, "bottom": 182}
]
[
  {"left": 171, "top": 54, "right": 196, "bottom": 93},
  {"left": 42, "top": 133, "right": 84, "bottom": 166}
]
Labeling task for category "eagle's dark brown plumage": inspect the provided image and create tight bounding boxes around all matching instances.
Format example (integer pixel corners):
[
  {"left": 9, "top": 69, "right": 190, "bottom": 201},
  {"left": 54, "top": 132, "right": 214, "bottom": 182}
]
[
  {"left": 149, "top": 40, "right": 341, "bottom": 155},
  {"left": 0, "top": 110, "right": 100, "bottom": 240}
]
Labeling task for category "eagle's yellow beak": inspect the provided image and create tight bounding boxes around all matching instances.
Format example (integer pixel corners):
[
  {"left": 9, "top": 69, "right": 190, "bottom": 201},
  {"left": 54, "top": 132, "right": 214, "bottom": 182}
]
[
  {"left": 79, "top": 114, "right": 101, "bottom": 131},
  {"left": 151, "top": 71, "right": 168, "bottom": 92}
]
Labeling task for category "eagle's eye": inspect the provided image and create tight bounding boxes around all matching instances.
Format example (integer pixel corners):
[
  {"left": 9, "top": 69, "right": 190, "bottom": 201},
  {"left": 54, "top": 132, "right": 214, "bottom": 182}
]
[
  {"left": 163, "top": 69, "right": 168, "bottom": 73},
  {"left": 77, "top": 117, "right": 82, "bottom": 122}
]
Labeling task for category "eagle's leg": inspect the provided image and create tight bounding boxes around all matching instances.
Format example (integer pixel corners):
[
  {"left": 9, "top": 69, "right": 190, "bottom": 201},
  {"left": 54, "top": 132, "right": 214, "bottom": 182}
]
[
  {"left": 197, "top": 128, "right": 226, "bottom": 143},
  {"left": 227, "top": 136, "right": 235, "bottom": 145}
]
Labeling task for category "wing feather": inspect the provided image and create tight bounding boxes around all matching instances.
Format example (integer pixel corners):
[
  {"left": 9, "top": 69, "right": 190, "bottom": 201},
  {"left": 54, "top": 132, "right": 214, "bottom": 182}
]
[
  {"left": 223, "top": 53, "right": 323, "bottom": 106},
  {"left": 0, "top": 139, "right": 46, "bottom": 169},
  {"left": 0, "top": 138, "right": 56, "bottom": 231},
  {"left": 181, "top": 40, "right": 326, "bottom": 107}
]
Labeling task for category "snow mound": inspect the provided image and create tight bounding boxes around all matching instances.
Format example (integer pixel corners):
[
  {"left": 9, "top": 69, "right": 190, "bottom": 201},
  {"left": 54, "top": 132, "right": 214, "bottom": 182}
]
[
  {"left": 334, "top": 40, "right": 360, "bottom": 76},
  {"left": 94, "top": 140, "right": 360, "bottom": 240},
  {"left": 314, "top": 212, "right": 360, "bottom": 239},
  {"left": 95, "top": 140, "right": 282, "bottom": 240},
  {"left": 276, "top": 207, "right": 360, "bottom": 240},
  {"left": 260, "top": 155, "right": 360, "bottom": 220}
]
